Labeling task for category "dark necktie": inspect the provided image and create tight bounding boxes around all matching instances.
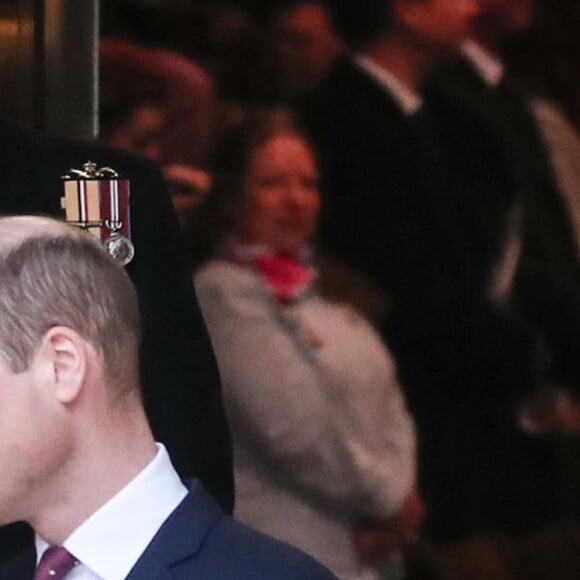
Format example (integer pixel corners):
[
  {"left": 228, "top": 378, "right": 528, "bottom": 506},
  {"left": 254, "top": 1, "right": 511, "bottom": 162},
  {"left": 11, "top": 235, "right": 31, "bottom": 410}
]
[{"left": 34, "top": 546, "right": 77, "bottom": 580}]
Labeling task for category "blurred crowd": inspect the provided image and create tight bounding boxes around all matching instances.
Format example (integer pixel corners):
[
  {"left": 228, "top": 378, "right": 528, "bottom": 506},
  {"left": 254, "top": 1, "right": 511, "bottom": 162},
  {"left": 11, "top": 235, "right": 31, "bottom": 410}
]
[{"left": 99, "top": 1, "right": 580, "bottom": 578}]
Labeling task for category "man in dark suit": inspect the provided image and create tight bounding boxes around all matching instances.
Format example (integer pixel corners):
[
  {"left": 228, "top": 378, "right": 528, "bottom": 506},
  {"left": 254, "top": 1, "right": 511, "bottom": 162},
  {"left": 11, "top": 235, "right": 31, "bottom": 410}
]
[
  {"left": 0, "top": 120, "right": 233, "bottom": 561},
  {"left": 0, "top": 215, "right": 334, "bottom": 580},
  {"left": 424, "top": 0, "right": 580, "bottom": 389},
  {"left": 300, "top": 0, "right": 554, "bottom": 541}
]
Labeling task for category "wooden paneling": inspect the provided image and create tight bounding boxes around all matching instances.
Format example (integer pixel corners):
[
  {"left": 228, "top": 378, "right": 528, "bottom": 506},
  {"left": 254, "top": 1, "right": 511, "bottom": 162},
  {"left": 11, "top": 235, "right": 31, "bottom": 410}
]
[
  {"left": 0, "top": 0, "right": 36, "bottom": 127},
  {"left": 0, "top": 0, "right": 98, "bottom": 140}
]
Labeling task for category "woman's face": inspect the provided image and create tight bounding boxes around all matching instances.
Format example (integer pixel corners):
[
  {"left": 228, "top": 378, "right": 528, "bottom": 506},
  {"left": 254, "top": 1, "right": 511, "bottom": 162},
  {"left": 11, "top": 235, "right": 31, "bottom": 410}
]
[{"left": 236, "top": 133, "right": 320, "bottom": 254}]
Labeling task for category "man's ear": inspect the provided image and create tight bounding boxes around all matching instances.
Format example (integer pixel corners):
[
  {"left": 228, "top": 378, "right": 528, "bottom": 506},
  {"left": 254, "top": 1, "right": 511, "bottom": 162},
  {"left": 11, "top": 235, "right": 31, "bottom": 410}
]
[{"left": 38, "top": 326, "right": 89, "bottom": 404}]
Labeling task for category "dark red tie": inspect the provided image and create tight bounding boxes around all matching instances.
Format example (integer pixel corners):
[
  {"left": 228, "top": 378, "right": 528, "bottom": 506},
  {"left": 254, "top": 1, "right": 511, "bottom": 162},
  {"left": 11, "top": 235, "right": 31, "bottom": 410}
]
[{"left": 34, "top": 546, "right": 77, "bottom": 580}]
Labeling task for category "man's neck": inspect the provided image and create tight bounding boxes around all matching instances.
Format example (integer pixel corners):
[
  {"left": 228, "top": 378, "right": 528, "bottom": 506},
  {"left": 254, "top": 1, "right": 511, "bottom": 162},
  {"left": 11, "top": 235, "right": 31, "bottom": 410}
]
[
  {"left": 364, "top": 34, "right": 436, "bottom": 91},
  {"left": 30, "top": 404, "right": 157, "bottom": 545}
]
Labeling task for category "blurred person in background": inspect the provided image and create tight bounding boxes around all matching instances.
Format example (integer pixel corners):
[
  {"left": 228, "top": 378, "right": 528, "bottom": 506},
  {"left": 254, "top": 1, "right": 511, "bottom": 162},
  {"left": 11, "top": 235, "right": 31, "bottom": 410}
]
[
  {"left": 269, "top": 0, "right": 344, "bottom": 105},
  {"left": 505, "top": 0, "right": 580, "bottom": 257},
  {"left": 100, "top": 37, "right": 216, "bottom": 232},
  {"left": 300, "top": 0, "right": 563, "bottom": 545},
  {"left": 194, "top": 110, "right": 422, "bottom": 580},
  {"left": 425, "top": 0, "right": 580, "bottom": 425}
]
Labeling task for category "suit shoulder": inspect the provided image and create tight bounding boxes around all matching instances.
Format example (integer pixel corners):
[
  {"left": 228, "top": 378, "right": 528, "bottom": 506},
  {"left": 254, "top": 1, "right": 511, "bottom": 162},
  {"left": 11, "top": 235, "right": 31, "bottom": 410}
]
[
  {"left": 195, "top": 260, "right": 256, "bottom": 294},
  {"left": 301, "top": 60, "right": 364, "bottom": 119},
  {"left": 129, "top": 482, "right": 335, "bottom": 580},
  {"left": 300, "top": 58, "right": 401, "bottom": 144},
  {"left": 307, "top": 58, "right": 374, "bottom": 103},
  {"left": 201, "top": 515, "right": 337, "bottom": 579}
]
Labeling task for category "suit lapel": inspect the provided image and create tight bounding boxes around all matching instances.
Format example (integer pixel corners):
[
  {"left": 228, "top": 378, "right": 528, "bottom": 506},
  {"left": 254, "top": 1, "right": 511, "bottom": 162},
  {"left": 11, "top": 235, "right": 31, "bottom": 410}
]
[
  {"left": 0, "top": 544, "right": 35, "bottom": 580},
  {"left": 0, "top": 482, "right": 222, "bottom": 580},
  {"left": 125, "top": 481, "right": 223, "bottom": 580}
]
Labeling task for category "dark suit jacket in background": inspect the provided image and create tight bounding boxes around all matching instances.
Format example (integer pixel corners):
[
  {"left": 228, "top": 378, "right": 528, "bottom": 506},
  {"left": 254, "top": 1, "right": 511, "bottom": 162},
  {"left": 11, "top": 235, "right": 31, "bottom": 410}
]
[
  {"left": 0, "top": 119, "right": 233, "bottom": 560},
  {"left": 425, "top": 57, "right": 580, "bottom": 386},
  {"left": 0, "top": 482, "right": 336, "bottom": 580},
  {"left": 299, "top": 58, "right": 554, "bottom": 540}
]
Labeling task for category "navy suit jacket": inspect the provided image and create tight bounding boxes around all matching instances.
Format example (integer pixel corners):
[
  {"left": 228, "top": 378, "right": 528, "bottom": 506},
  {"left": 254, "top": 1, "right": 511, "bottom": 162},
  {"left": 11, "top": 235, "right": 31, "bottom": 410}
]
[{"left": 0, "top": 482, "right": 336, "bottom": 580}]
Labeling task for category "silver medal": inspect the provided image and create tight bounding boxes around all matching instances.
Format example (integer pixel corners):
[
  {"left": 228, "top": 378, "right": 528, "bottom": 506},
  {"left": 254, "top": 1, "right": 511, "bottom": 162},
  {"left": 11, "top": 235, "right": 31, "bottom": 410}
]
[{"left": 104, "top": 233, "right": 135, "bottom": 266}]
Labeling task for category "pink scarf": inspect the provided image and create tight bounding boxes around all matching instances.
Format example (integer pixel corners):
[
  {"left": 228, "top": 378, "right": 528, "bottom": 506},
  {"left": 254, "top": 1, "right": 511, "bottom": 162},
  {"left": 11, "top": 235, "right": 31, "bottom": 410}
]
[{"left": 254, "top": 252, "right": 314, "bottom": 303}]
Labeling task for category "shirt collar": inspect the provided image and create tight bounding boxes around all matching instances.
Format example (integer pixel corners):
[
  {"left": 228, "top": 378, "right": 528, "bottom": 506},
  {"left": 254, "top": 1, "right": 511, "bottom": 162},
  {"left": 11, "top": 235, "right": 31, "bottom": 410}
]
[
  {"left": 354, "top": 54, "right": 423, "bottom": 115},
  {"left": 36, "top": 444, "right": 188, "bottom": 580},
  {"left": 221, "top": 235, "right": 313, "bottom": 265},
  {"left": 461, "top": 39, "right": 504, "bottom": 87}
]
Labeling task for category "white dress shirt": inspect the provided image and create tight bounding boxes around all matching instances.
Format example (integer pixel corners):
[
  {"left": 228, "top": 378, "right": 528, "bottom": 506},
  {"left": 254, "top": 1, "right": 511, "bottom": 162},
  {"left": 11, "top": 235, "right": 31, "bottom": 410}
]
[
  {"left": 461, "top": 39, "right": 504, "bottom": 88},
  {"left": 532, "top": 98, "right": 580, "bottom": 257},
  {"left": 354, "top": 54, "right": 423, "bottom": 114},
  {"left": 35, "top": 444, "right": 188, "bottom": 580},
  {"left": 460, "top": 39, "right": 525, "bottom": 304}
]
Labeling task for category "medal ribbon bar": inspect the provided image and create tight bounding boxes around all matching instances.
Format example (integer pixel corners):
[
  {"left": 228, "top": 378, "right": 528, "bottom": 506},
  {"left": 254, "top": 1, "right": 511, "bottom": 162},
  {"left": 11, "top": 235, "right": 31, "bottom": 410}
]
[{"left": 61, "top": 161, "right": 134, "bottom": 265}]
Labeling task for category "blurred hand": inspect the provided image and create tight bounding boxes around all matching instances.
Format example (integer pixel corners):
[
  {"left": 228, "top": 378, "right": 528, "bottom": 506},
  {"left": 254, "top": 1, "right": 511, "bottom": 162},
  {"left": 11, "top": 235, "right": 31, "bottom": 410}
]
[
  {"left": 389, "top": 487, "right": 425, "bottom": 542},
  {"left": 353, "top": 489, "right": 425, "bottom": 561}
]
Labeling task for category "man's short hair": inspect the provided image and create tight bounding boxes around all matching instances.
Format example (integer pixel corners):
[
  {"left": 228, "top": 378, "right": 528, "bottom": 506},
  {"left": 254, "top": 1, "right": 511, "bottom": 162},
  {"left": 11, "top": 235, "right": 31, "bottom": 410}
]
[{"left": 0, "top": 217, "right": 141, "bottom": 395}]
